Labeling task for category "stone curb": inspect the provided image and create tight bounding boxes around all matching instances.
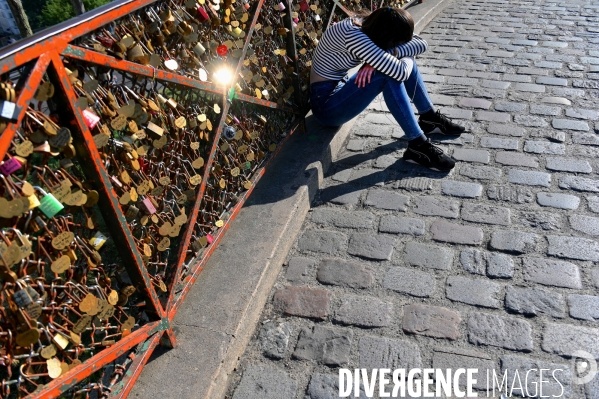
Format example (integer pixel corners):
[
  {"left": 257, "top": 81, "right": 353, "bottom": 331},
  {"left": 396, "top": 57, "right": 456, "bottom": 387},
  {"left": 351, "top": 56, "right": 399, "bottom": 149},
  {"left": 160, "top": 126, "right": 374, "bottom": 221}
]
[{"left": 131, "top": 0, "right": 455, "bottom": 397}]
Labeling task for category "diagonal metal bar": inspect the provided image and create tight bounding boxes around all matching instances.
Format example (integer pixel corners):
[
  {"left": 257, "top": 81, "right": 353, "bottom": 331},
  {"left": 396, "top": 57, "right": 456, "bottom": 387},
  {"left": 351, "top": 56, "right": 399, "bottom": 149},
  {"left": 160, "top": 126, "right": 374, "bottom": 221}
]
[
  {"left": 168, "top": 118, "right": 302, "bottom": 318},
  {"left": 48, "top": 52, "right": 166, "bottom": 320},
  {"left": 31, "top": 321, "right": 163, "bottom": 399},
  {"left": 165, "top": 0, "right": 268, "bottom": 314},
  {"left": 0, "top": 53, "right": 51, "bottom": 160}
]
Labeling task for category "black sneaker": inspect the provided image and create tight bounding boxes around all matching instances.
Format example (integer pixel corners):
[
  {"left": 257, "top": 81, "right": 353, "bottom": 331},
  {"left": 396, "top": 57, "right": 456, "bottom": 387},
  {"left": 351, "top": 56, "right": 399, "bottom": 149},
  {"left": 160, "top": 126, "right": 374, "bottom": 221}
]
[
  {"left": 403, "top": 139, "right": 456, "bottom": 171},
  {"left": 418, "top": 110, "right": 465, "bottom": 136}
]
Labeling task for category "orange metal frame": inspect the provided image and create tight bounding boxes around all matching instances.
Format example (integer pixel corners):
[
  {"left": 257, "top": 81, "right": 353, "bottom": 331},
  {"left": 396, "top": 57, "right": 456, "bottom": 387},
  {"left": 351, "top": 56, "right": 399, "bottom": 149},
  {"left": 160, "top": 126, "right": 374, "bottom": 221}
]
[
  {"left": 0, "top": 0, "right": 308, "bottom": 396},
  {"left": 0, "top": 0, "right": 388, "bottom": 394}
]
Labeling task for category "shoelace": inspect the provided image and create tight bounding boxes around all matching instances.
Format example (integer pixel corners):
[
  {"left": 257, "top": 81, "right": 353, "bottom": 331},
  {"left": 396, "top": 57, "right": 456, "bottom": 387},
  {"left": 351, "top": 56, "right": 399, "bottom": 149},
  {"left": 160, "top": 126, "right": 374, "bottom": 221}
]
[
  {"left": 423, "top": 141, "right": 444, "bottom": 156},
  {"left": 436, "top": 110, "right": 455, "bottom": 129}
]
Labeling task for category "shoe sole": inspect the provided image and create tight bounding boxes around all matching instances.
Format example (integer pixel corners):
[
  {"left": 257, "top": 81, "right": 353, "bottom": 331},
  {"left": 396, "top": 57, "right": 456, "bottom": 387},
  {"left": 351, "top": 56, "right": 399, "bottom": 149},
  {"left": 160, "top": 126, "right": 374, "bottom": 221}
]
[
  {"left": 422, "top": 126, "right": 464, "bottom": 136},
  {"left": 404, "top": 158, "right": 454, "bottom": 172}
]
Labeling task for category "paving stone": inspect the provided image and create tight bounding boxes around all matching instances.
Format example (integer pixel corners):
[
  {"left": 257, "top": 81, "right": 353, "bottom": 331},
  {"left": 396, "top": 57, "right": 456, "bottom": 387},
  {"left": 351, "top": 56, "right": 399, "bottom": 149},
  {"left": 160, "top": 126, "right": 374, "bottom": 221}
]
[
  {"left": 514, "top": 114, "right": 549, "bottom": 127},
  {"left": 559, "top": 176, "right": 599, "bottom": 193},
  {"left": 404, "top": 241, "right": 454, "bottom": 270},
  {"left": 452, "top": 148, "right": 490, "bottom": 163},
  {"left": 505, "top": 286, "right": 566, "bottom": 318},
  {"left": 384, "top": 266, "right": 436, "bottom": 297},
  {"left": 501, "top": 356, "right": 573, "bottom": 399},
  {"left": 348, "top": 168, "right": 388, "bottom": 187},
  {"left": 530, "top": 104, "right": 561, "bottom": 116},
  {"left": 320, "top": 186, "right": 366, "bottom": 205},
  {"left": 573, "top": 133, "right": 599, "bottom": 146},
  {"left": 459, "top": 98, "right": 492, "bottom": 109},
  {"left": 364, "top": 189, "right": 410, "bottom": 211},
  {"left": 508, "top": 169, "right": 551, "bottom": 187},
  {"left": 536, "top": 76, "right": 569, "bottom": 86},
  {"left": 402, "top": 304, "right": 461, "bottom": 340},
  {"left": 429, "top": 94, "right": 455, "bottom": 106},
  {"left": 259, "top": 321, "right": 292, "bottom": 359},
  {"left": 363, "top": 113, "right": 395, "bottom": 125},
  {"left": 476, "top": 111, "right": 511, "bottom": 123},
  {"left": 446, "top": 276, "right": 502, "bottom": 308},
  {"left": 286, "top": 257, "right": 315, "bottom": 283},
  {"left": 468, "top": 71, "right": 500, "bottom": 79},
  {"left": 460, "top": 249, "right": 514, "bottom": 278},
  {"left": 503, "top": 74, "right": 532, "bottom": 82},
  {"left": 298, "top": 229, "right": 347, "bottom": 255},
  {"left": 306, "top": 373, "right": 368, "bottom": 399},
  {"left": 438, "top": 107, "right": 473, "bottom": 120},
  {"left": 547, "top": 156, "right": 592, "bottom": 174},
  {"left": 447, "top": 77, "right": 479, "bottom": 86},
  {"left": 462, "top": 203, "right": 511, "bottom": 226},
  {"left": 518, "top": 211, "right": 564, "bottom": 231},
  {"left": 541, "top": 96, "right": 572, "bottom": 105},
  {"left": 535, "top": 61, "right": 563, "bottom": 69},
  {"left": 522, "top": 257, "right": 582, "bottom": 289},
  {"left": 359, "top": 335, "right": 422, "bottom": 370},
  {"left": 551, "top": 87, "right": 585, "bottom": 98},
  {"left": 523, "top": 140, "right": 565, "bottom": 154},
  {"left": 494, "top": 101, "right": 527, "bottom": 112},
  {"left": 293, "top": 325, "right": 353, "bottom": 365},
  {"left": 353, "top": 122, "right": 393, "bottom": 137},
  {"left": 547, "top": 235, "right": 599, "bottom": 261},
  {"left": 588, "top": 375, "right": 599, "bottom": 399},
  {"left": 488, "top": 184, "right": 535, "bottom": 204},
  {"left": 311, "top": 209, "right": 375, "bottom": 229},
  {"left": 567, "top": 294, "right": 599, "bottom": 321},
  {"left": 232, "top": 365, "right": 297, "bottom": 399},
  {"left": 480, "top": 136, "right": 519, "bottom": 150},
  {"left": 569, "top": 214, "right": 599, "bottom": 236},
  {"left": 317, "top": 258, "right": 373, "bottom": 289},
  {"left": 412, "top": 196, "right": 460, "bottom": 218},
  {"left": 430, "top": 220, "right": 484, "bottom": 245},
  {"left": 495, "top": 151, "right": 539, "bottom": 168},
  {"left": 346, "top": 139, "right": 366, "bottom": 152},
  {"left": 331, "top": 169, "right": 352, "bottom": 183},
  {"left": 542, "top": 323, "right": 599, "bottom": 359},
  {"left": 514, "top": 83, "right": 546, "bottom": 92},
  {"left": 487, "top": 123, "right": 526, "bottom": 136},
  {"left": 487, "top": 50, "right": 515, "bottom": 57},
  {"left": 432, "top": 349, "right": 494, "bottom": 391},
  {"left": 565, "top": 108, "right": 599, "bottom": 120},
  {"left": 460, "top": 164, "right": 503, "bottom": 180},
  {"left": 374, "top": 154, "right": 396, "bottom": 169},
  {"left": 490, "top": 229, "right": 541, "bottom": 254},
  {"left": 273, "top": 287, "right": 332, "bottom": 319},
  {"left": 481, "top": 80, "right": 511, "bottom": 90},
  {"left": 334, "top": 295, "right": 392, "bottom": 328},
  {"left": 537, "top": 192, "right": 581, "bottom": 210},
  {"left": 379, "top": 216, "right": 425, "bottom": 236},
  {"left": 468, "top": 312, "right": 533, "bottom": 351},
  {"left": 396, "top": 177, "right": 435, "bottom": 191},
  {"left": 441, "top": 180, "right": 483, "bottom": 198},
  {"left": 348, "top": 233, "right": 395, "bottom": 260},
  {"left": 552, "top": 118, "right": 590, "bottom": 131}
]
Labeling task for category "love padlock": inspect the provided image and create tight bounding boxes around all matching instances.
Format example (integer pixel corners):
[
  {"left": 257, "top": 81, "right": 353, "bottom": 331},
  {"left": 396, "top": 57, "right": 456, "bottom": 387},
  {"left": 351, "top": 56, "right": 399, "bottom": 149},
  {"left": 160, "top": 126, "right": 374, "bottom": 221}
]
[{"left": 36, "top": 187, "right": 64, "bottom": 218}]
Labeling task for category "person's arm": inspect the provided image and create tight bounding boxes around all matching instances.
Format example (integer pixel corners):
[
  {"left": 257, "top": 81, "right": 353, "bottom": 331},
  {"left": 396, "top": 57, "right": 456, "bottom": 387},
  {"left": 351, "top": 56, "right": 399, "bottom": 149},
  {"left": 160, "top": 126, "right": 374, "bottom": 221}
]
[
  {"left": 345, "top": 28, "right": 418, "bottom": 81},
  {"left": 394, "top": 34, "right": 428, "bottom": 58}
]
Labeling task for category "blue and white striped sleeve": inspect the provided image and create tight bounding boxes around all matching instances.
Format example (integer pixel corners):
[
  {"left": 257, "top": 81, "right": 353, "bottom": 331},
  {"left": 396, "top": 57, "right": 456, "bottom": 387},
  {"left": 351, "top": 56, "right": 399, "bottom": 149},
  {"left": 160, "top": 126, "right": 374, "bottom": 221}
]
[
  {"left": 394, "top": 34, "right": 428, "bottom": 58},
  {"left": 345, "top": 27, "right": 416, "bottom": 81}
]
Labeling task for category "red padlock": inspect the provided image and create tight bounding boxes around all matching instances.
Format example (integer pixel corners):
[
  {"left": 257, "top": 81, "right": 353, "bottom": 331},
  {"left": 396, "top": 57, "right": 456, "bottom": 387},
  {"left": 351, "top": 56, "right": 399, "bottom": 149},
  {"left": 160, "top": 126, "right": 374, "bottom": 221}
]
[
  {"left": 197, "top": 6, "right": 209, "bottom": 22},
  {"left": 299, "top": 0, "right": 309, "bottom": 12}
]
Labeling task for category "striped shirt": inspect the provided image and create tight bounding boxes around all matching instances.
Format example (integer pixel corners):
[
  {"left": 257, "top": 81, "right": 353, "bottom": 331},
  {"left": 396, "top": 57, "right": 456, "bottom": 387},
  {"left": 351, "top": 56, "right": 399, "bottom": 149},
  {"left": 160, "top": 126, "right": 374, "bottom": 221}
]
[{"left": 312, "top": 18, "right": 428, "bottom": 82}]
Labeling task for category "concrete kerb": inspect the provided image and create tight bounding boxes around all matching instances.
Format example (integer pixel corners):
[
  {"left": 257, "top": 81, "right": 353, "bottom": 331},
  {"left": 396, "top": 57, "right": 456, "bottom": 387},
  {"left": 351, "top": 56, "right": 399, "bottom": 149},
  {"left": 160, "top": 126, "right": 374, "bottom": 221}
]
[{"left": 130, "top": 1, "right": 454, "bottom": 397}]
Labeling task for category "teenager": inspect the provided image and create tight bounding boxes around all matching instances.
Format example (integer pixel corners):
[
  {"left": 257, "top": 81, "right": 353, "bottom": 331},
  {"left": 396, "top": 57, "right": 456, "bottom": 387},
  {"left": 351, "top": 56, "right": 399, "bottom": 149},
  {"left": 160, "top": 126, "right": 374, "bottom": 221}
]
[{"left": 309, "top": 7, "right": 465, "bottom": 171}]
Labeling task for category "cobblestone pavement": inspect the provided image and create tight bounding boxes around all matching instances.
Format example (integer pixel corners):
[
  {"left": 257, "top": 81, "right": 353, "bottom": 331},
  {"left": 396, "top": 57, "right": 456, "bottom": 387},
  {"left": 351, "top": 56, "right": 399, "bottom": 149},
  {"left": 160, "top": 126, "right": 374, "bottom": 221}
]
[{"left": 226, "top": 0, "right": 599, "bottom": 397}]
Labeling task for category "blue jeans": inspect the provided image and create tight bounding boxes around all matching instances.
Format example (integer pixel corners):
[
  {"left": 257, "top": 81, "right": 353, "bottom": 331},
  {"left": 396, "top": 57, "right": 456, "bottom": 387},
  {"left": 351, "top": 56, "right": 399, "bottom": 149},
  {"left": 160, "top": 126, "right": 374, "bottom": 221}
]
[{"left": 310, "top": 62, "right": 434, "bottom": 141}]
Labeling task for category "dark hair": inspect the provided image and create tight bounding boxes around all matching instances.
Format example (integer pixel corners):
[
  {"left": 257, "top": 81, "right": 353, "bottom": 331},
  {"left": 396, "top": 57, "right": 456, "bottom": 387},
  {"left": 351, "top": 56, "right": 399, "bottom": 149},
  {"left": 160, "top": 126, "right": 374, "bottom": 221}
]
[{"left": 360, "top": 7, "right": 414, "bottom": 50}]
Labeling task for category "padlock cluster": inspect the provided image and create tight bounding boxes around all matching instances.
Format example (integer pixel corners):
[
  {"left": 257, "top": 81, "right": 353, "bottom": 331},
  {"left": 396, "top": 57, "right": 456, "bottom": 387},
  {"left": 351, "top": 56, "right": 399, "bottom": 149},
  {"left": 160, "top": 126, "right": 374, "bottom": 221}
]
[
  {"left": 65, "top": 58, "right": 222, "bottom": 297},
  {"left": 182, "top": 101, "right": 293, "bottom": 271},
  {"left": 0, "top": 73, "right": 144, "bottom": 396}
]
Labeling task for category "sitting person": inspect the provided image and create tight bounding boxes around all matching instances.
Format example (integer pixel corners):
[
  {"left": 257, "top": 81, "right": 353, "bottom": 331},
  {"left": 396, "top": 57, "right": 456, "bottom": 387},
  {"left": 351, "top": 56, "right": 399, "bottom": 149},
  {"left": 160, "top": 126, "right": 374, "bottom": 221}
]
[{"left": 309, "top": 7, "right": 465, "bottom": 171}]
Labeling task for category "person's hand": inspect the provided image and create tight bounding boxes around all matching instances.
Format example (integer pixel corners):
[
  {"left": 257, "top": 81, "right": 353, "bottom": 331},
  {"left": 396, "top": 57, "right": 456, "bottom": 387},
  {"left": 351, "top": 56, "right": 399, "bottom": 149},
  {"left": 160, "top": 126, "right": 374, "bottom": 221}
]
[{"left": 355, "top": 64, "right": 375, "bottom": 88}]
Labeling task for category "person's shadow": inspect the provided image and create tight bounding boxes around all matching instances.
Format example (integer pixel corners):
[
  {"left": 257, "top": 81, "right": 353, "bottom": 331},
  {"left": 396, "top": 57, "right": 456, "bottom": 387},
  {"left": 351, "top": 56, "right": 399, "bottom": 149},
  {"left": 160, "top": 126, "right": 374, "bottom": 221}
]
[{"left": 246, "top": 113, "right": 453, "bottom": 209}]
